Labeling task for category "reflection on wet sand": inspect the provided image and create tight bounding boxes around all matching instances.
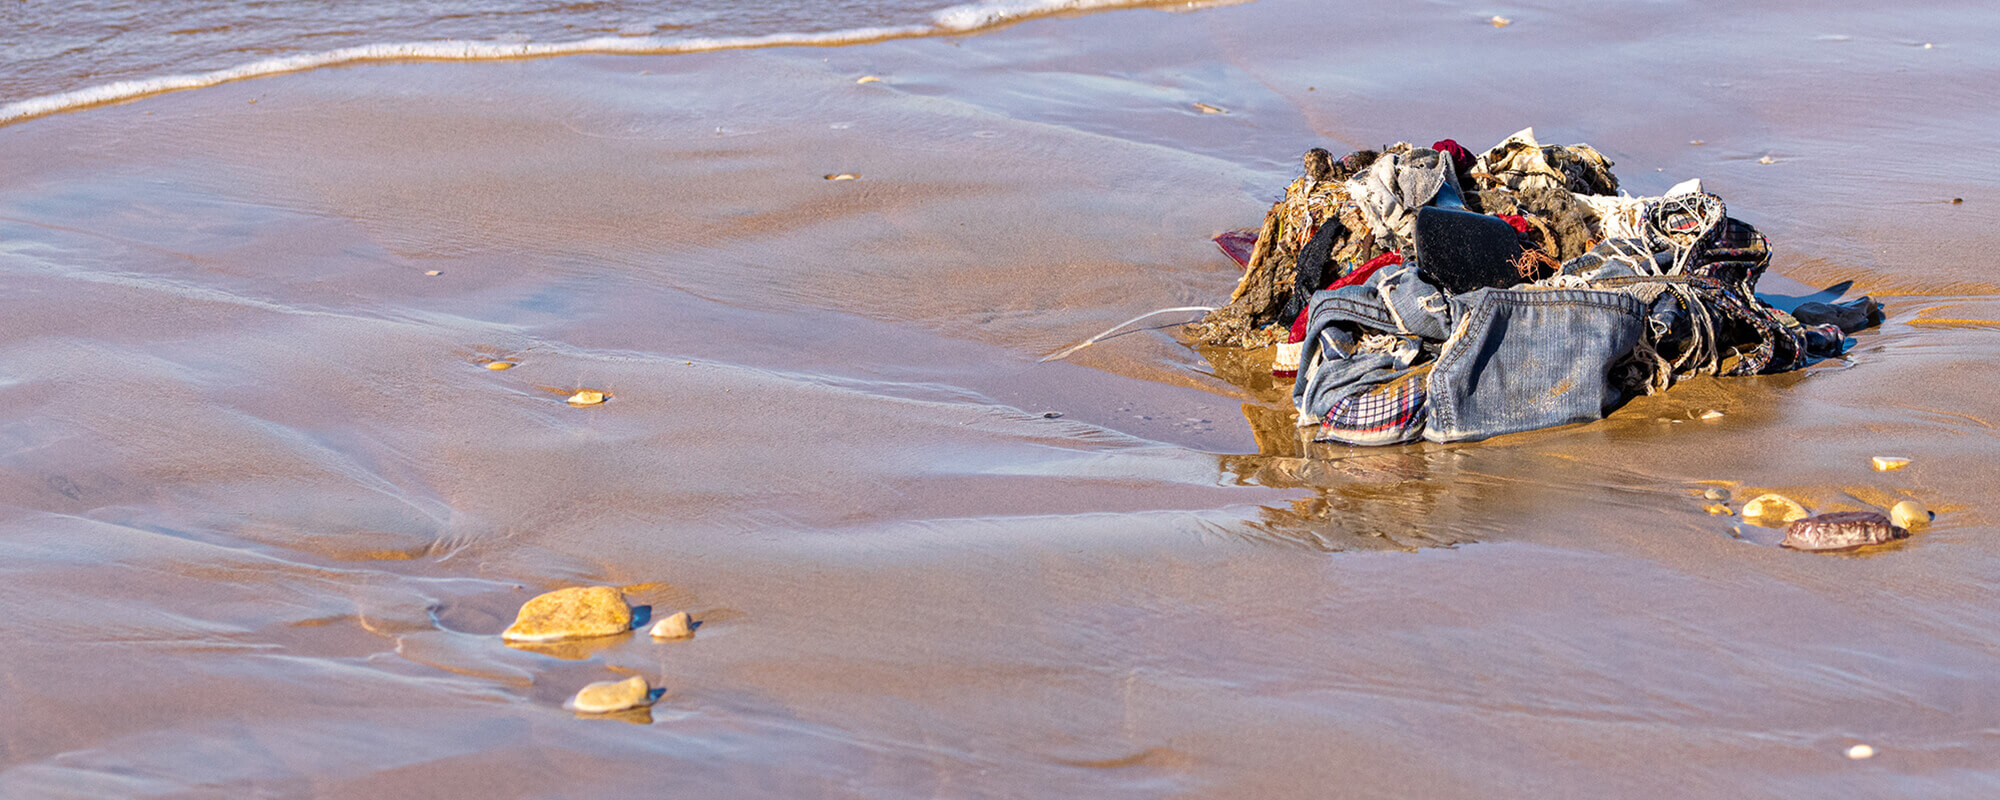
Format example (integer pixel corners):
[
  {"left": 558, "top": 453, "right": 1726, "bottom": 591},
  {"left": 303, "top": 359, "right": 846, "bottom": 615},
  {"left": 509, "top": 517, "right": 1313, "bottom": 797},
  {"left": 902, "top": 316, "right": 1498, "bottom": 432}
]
[{"left": 1201, "top": 342, "right": 1484, "bottom": 551}]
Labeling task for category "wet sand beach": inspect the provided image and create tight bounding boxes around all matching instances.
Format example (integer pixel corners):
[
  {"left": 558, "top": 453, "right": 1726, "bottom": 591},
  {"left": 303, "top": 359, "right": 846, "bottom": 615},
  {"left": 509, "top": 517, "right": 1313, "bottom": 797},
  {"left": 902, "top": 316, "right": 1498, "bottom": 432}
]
[{"left": 2, "top": 0, "right": 1998, "bottom": 796}]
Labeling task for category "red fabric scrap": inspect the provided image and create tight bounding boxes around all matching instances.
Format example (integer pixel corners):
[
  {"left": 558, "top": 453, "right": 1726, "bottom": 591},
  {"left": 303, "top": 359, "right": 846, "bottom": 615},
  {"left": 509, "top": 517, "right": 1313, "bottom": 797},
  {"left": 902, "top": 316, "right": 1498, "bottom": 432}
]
[
  {"left": 1286, "top": 250, "right": 1404, "bottom": 344},
  {"left": 1431, "top": 139, "right": 1476, "bottom": 171}
]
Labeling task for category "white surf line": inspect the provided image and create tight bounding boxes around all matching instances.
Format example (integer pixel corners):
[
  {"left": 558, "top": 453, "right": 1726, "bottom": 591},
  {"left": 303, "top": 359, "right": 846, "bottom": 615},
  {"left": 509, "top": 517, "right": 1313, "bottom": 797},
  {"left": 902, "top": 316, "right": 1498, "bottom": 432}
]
[
  {"left": 0, "top": 0, "right": 1211, "bottom": 127},
  {"left": 0, "top": 29, "right": 926, "bottom": 126}
]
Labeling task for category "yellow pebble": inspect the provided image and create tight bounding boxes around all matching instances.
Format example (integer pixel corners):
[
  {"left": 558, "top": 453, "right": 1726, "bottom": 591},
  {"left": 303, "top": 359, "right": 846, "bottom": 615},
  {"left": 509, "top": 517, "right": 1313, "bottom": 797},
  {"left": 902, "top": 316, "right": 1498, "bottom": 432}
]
[
  {"left": 1890, "top": 499, "right": 1929, "bottom": 530},
  {"left": 649, "top": 611, "right": 694, "bottom": 640},
  {"left": 485, "top": 361, "right": 514, "bottom": 371},
  {"left": 1193, "top": 102, "right": 1226, "bottom": 114},
  {"left": 502, "top": 586, "right": 632, "bottom": 642},
  {"left": 1872, "top": 456, "right": 1911, "bottom": 471},
  {"left": 1845, "top": 744, "right": 1875, "bottom": 760},
  {"left": 567, "top": 390, "right": 607, "bottom": 406},
  {"left": 1700, "top": 410, "right": 1724, "bottom": 421},
  {"left": 1489, "top": 15, "right": 1512, "bottom": 27},
  {"left": 567, "top": 675, "right": 651, "bottom": 714},
  {"left": 1706, "top": 504, "right": 1733, "bottom": 516},
  {"left": 424, "top": 270, "right": 442, "bottom": 276},
  {"left": 824, "top": 173, "right": 859, "bottom": 181},
  {"left": 856, "top": 75, "right": 881, "bottom": 84},
  {"left": 1742, "top": 493, "right": 1809, "bottom": 525}
]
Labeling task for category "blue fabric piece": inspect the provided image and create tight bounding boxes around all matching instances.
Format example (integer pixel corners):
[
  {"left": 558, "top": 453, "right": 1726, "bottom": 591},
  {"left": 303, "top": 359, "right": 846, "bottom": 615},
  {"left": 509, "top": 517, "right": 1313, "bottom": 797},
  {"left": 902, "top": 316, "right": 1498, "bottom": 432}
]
[{"left": 1422, "top": 288, "right": 1650, "bottom": 443}]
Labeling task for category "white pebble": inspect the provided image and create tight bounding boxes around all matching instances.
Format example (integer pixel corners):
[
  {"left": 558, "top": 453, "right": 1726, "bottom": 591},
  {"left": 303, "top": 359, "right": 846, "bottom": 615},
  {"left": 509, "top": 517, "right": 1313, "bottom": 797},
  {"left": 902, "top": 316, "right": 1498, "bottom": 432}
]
[
  {"left": 1890, "top": 499, "right": 1929, "bottom": 530},
  {"left": 567, "top": 675, "right": 650, "bottom": 714},
  {"left": 566, "top": 390, "right": 607, "bottom": 406},
  {"left": 1700, "top": 410, "right": 1724, "bottom": 420},
  {"left": 1846, "top": 743, "right": 1875, "bottom": 760},
  {"left": 649, "top": 611, "right": 694, "bottom": 639}
]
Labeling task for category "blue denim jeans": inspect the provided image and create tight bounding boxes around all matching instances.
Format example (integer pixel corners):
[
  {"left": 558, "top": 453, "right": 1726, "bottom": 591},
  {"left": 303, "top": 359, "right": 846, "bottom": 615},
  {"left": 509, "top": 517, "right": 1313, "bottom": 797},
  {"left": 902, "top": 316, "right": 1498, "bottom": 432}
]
[
  {"left": 1293, "top": 272, "right": 1653, "bottom": 444},
  {"left": 1423, "top": 287, "right": 1649, "bottom": 442}
]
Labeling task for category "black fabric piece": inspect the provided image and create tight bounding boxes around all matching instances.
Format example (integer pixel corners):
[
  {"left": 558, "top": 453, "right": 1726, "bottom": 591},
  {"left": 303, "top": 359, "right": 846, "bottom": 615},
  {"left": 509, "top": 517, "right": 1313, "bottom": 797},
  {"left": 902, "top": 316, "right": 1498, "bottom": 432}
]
[
  {"left": 1412, "top": 207, "right": 1525, "bottom": 295},
  {"left": 1281, "top": 218, "right": 1347, "bottom": 323},
  {"left": 1791, "top": 297, "right": 1883, "bottom": 333}
]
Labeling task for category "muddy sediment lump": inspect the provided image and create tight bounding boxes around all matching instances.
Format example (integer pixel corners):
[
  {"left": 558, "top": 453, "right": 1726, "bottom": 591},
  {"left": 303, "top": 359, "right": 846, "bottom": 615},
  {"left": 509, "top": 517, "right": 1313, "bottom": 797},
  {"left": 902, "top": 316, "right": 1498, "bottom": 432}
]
[
  {"left": 649, "top": 611, "right": 694, "bottom": 639},
  {"left": 1890, "top": 499, "right": 1930, "bottom": 530},
  {"left": 502, "top": 586, "right": 633, "bottom": 642},
  {"left": 568, "top": 675, "right": 651, "bottom": 714},
  {"left": 1782, "top": 511, "right": 1908, "bottom": 551},
  {"left": 1742, "top": 493, "right": 1809, "bottom": 524}
]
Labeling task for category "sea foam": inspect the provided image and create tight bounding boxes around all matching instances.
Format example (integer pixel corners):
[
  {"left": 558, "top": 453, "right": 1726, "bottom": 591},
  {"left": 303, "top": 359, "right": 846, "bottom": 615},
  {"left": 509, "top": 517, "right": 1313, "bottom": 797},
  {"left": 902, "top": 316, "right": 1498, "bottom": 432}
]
[{"left": 0, "top": 0, "right": 1189, "bottom": 126}]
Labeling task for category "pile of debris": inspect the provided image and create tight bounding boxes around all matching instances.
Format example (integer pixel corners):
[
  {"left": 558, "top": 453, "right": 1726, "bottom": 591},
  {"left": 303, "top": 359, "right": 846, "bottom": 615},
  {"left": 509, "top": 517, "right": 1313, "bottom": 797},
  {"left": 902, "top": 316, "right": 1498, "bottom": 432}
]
[{"left": 1195, "top": 128, "right": 1882, "bottom": 445}]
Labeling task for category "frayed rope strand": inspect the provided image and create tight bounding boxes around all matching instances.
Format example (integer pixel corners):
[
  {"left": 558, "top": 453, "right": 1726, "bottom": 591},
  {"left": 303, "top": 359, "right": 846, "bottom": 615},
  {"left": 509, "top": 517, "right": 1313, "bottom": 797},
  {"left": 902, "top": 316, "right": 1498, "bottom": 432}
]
[{"left": 1039, "top": 306, "right": 1215, "bottom": 363}]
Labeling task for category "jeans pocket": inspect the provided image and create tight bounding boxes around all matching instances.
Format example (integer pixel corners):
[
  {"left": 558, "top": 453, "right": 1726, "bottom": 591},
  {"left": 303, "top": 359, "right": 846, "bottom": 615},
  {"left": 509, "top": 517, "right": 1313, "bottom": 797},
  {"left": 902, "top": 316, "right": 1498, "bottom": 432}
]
[{"left": 1424, "top": 289, "right": 1648, "bottom": 443}]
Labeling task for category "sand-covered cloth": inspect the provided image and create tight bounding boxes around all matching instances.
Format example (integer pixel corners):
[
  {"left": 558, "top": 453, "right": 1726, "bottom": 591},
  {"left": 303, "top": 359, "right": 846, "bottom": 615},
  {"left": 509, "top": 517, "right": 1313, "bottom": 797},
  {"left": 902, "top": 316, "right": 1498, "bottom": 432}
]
[{"left": 1196, "top": 127, "right": 1881, "bottom": 445}]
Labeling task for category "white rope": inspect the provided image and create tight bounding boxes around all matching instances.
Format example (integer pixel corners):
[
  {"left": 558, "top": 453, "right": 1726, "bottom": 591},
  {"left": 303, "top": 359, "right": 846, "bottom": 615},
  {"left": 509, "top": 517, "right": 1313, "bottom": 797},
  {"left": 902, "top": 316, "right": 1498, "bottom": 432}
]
[{"left": 1039, "top": 306, "right": 1215, "bottom": 363}]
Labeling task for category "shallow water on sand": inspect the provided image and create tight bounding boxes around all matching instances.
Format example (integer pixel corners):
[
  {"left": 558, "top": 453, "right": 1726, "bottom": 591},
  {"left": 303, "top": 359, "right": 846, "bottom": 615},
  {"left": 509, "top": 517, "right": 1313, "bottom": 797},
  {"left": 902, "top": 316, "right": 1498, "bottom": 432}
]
[{"left": 2, "top": 0, "right": 1999, "bottom": 796}]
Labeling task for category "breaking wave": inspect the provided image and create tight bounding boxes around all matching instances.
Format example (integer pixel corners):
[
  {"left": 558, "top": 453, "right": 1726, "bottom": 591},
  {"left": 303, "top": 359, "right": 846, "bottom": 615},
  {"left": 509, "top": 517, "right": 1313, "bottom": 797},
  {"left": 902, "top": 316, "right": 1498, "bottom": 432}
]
[{"left": 0, "top": 0, "right": 1197, "bottom": 126}]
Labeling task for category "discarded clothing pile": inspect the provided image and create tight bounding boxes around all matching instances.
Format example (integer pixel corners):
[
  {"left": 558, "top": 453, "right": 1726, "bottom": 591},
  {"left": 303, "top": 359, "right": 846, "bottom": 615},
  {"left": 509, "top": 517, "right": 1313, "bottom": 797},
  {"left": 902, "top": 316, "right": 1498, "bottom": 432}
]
[{"left": 1194, "top": 128, "right": 1883, "bottom": 445}]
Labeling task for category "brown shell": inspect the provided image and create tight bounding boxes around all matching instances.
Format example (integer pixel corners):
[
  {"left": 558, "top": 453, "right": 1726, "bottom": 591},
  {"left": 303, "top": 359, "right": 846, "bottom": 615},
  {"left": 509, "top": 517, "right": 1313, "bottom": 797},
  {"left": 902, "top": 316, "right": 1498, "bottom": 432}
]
[{"left": 1781, "top": 511, "right": 1909, "bottom": 552}]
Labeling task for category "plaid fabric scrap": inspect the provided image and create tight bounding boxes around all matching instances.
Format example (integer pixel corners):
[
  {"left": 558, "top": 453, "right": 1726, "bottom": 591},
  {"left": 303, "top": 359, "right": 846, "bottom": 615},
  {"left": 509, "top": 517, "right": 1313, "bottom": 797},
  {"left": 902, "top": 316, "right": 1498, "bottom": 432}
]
[{"left": 1315, "top": 363, "right": 1432, "bottom": 446}]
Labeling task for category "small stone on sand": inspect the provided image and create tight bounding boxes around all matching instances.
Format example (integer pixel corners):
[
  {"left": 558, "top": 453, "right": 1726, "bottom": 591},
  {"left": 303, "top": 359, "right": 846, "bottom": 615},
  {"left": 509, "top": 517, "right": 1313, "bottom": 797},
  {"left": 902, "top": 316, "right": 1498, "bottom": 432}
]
[
  {"left": 1846, "top": 743, "right": 1876, "bottom": 760},
  {"left": 425, "top": 270, "right": 442, "bottom": 276},
  {"left": 485, "top": 361, "right": 515, "bottom": 371},
  {"left": 649, "top": 611, "right": 694, "bottom": 639},
  {"left": 824, "top": 173, "right": 859, "bottom": 181},
  {"left": 856, "top": 75, "right": 882, "bottom": 84},
  {"left": 1890, "top": 499, "right": 1930, "bottom": 530},
  {"left": 1758, "top": 155, "right": 1776, "bottom": 165},
  {"left": 567, "top": 675, "right": 651, "bottom": 714},
  {"left": 1689, "top": 139, "right": 1705, "bottom": 146},
  {"left": 1706, "top": 504, "right": 1733, "bottom": 516},
  {"left": 1783, "top": 511, "right": 1907, "bottom": 551},
  {"left": 1703, "top": 487, "right": 1732, "bottom": 502},
  {"left": 1871, "top": 456, "right": 1911, "bottom": 471},
  {"left": 1489, "top": 15, "right": 1511, "bottom": 27},
  {"left": 567, "top": 390, "right": 607, "bottom": 406},
  {"left": 1742, "top": 493, "right": 1809, "bottom": 525},
  {"left": 1700, "top": 410, "right": 1724, "bottom": 420},
  {"left": 502, "top": 586, "right": 632, "bottom": 642},
  {"left": 1193, "top": 102, "right": 1226, "bottom": 114}
]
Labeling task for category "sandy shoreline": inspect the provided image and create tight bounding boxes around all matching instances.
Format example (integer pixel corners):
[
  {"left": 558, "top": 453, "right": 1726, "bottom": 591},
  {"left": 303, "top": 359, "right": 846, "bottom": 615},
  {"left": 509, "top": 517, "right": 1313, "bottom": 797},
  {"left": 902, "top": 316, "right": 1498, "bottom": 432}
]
[{"left": 3, "top": 0, "right": 1998, "bottom": 796}]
